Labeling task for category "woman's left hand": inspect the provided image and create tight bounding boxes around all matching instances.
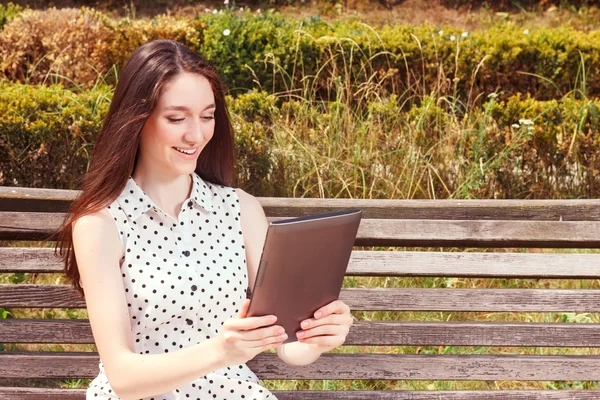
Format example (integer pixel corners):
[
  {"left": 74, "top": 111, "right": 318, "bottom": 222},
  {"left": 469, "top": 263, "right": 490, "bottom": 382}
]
[{"left": 295, "top": 300, "right": 354, "bottom": 353}]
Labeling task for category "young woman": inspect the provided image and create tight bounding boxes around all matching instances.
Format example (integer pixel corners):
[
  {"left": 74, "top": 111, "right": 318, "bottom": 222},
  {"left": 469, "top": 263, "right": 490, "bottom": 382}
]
[{"left": 56, "top": 39, "right": 353, "bottom": 400}]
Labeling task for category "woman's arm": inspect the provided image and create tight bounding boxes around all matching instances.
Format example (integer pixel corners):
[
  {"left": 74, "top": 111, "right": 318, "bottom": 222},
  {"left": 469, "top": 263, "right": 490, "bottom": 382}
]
[{"left": 73, "top": 210, "right": 229, "bottom": 400}]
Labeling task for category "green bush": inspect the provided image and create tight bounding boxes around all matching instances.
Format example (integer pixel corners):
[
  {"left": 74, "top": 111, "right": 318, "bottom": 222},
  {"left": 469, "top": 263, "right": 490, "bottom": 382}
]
[
  {"left": 0, "top": 82, "right": 109, "bottom": 188},
  {"left": 228, "top": 90, "right": 280, "bottom": 195},
  {"left": 0, "top": 2, "right": 22, "bottom": 30},
  {"left": 2, "top": 8, "right": 600, "bottom": 103},
  {"left": 197, "top": 11, "right": 330, "bottom": 94},
  {"left": 2, "top": 82, "right": 598, "bottom": 198},
  {"left": 0, "top": 83, "right": 276, "bottom": 193},
  {"left": 487, "top": 94, "right": 600, "bottom": 198}
]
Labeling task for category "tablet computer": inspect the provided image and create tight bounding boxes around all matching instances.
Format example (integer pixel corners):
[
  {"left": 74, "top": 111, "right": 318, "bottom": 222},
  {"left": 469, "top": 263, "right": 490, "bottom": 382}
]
[{"left": 246, "top": 209, "right": 362, "bottom": 343}]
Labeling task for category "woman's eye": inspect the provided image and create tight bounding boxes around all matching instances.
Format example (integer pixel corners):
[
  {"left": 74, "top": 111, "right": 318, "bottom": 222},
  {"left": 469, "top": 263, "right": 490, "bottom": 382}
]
[
  {"left": 167, "top": 117, "right": 184, "bottom": 123},
  {"left": 201, "top": 116, "right": 215, "bottom": 121}
]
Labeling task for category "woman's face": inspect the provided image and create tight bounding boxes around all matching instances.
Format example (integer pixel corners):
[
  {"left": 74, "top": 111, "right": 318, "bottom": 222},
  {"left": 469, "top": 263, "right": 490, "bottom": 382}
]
[{"left": 138, "top": 71, "right": 216, "bottom": 177}]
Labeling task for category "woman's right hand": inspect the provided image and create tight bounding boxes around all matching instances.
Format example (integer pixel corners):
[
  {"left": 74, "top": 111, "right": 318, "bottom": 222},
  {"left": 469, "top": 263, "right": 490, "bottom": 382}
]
[{"left": 216, "top": 299, "right": 288, "bottom": 366}]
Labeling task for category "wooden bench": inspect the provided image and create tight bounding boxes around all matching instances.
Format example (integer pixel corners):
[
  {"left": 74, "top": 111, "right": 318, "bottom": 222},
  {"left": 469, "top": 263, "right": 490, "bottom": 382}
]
[{"left": 1, "top": 186, "right": 600, "bottom": 399}]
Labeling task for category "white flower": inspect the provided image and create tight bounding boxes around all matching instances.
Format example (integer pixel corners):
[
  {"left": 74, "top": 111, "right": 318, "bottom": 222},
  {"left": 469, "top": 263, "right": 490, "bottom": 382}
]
[
  {"left": 527, "top": 126, "right": 534, "bottom": 131},
  {"left": 204, "top": 8, "right": 211, "bottom": 12},
  {"left": 223, "top": 29, "right": 231, "bottom": 36},
  {"left": 212, "top": 9, "right": 217, "bottom": 14},
  {"left": 240, "top": 7, "right": 244, "bottom": 12},
  {"left": 461, "top": 31, "right": 468, "bottom": 37},
  {"left": 512, "top": 123, "right": 520, "bottom": 129},
  {"left": 487, "top": 93, "right": 498, "bottom": 99},
  {"left": 256, "top": 8, "right": 261, "bottom": 13},
  {"left": 523, "top": 29, "right": 530, "bottom": 35},
  {"left": 438, "top": 30, "right": 443, "bottom": 35},
  {"left": 224, "top": 0, "right": 229, "bottom": 4},
  {"left": 519, "top": 119, "right": 534, "bottom": 126},
  {"left": 449, "top": 35, "right": 456, "bottom": 41}
]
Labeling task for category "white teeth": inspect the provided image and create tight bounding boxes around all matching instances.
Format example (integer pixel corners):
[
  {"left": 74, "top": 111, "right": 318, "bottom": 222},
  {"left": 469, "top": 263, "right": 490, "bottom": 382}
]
[{"left": 175, "top": 147, "right": 196, "bottom": 155}]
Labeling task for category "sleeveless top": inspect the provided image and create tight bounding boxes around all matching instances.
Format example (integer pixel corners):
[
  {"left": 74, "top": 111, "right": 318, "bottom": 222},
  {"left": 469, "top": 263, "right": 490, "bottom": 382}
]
[{"left": 86, "top": 172, "right": 276, "bottom": 400}]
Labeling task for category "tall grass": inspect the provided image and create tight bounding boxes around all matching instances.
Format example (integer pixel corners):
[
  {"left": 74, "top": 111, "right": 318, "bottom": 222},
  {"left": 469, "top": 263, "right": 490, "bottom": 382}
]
[{"left": 255, "top": 25, "right": 541, "bottom": 200}]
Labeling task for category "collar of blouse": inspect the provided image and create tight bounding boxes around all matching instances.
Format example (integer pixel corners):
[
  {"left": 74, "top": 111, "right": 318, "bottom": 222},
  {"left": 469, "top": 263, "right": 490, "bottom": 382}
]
[{"left": 117, "top": 172, "right": 216, "bottom": 221}]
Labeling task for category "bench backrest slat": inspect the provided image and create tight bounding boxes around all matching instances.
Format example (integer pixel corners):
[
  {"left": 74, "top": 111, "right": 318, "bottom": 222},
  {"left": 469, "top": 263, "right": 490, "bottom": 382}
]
[
  {"left": 2, "top": 186, "right": 600, "bottom": 221},
  {"left": 3, "top": 248, "right": 600, "bottom": 278},
  {"left": 3, "top": 285, "right": 600, "bottom": 312},
  {"left": 3, "top": 212, "right": 600, "bottom": 247},
  {"left": 2, "top": 353, "right": 600, "bottom": 381},
  {"left": 3, "top": 319, "right": 600, "bottom": 347}
]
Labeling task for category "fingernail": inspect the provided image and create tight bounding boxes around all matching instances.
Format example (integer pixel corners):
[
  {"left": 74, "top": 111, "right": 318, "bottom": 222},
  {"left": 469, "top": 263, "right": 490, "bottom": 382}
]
[
  {"left": 297, "top": 332, "right": 304, "bottom": 338},
  {"left": 315, "top": 311, "right": 322, "bottom": 318},
  {"left": 301, "top": 321, "right": 309, "bottom": 328}
]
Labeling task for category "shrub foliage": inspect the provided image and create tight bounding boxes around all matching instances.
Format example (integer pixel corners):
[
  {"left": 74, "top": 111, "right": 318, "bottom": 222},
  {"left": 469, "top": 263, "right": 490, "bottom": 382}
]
[
  {"left": 1, "top": 8, "right": 599, "bottom": 102},
  {"left": 1, "top": 82, "right": 598, "bottom": 198}
]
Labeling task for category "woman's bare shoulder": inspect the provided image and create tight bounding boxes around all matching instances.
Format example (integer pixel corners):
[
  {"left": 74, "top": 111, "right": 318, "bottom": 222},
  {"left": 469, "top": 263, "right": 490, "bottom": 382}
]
[
  {"left": 72, "top": 208, "right": 113, "bottom": 230},
  {"left": 72, "top": 208, "right": 123, "bottom": 262},
  {"left": 234, "top": 188, "right": 265, "bottom": 218}
]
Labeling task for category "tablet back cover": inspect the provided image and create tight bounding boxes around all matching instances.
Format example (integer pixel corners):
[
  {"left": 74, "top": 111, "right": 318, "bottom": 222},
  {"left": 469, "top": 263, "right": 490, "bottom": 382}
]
[{"left": 247, "top": 210, "right": 361, "bottom": 343}]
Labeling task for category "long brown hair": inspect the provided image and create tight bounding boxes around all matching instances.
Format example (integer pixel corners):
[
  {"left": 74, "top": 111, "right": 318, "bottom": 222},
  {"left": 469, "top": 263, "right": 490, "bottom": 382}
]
[{"left": 56, "top": 39, "right": 236, "bottom": 298}]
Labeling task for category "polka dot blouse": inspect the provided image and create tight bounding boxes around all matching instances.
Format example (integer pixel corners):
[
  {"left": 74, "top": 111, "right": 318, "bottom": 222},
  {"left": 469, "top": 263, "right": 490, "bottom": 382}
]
[{"left": 86, "top": 172, "right": 276, "bottom": 400}]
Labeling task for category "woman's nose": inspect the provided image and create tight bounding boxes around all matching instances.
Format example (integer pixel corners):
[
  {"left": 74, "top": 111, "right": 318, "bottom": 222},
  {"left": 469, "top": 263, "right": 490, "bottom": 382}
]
[{"left": 185, "top": 120, "right": 207, "bottom": 143}]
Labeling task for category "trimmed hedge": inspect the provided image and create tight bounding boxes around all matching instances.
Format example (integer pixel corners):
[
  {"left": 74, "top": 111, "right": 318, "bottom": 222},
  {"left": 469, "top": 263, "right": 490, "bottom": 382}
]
[
  {"left": 0, "top": 82, "right": 274, "bottom": 195},
  {"left": 2, "top": 82, "right": 598, "bottom": 198},
  {"left": 1, "top": 8, "right": 600, "bottom": 102}
]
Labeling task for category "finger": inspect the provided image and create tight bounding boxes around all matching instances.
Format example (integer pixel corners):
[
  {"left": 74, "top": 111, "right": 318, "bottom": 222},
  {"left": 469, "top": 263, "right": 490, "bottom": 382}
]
[
  {"left": 300, "top": 313, "right": 351, "bottom": 330},
  {"left": 313, "top": 300, "right": 349, "bottom": 319},
  {"left": 228, "top": 314, "right": 277, "bottom": 331},
  {"left": 298, "top": 335, "right": 343, "bottom": 347},
  {"left": 237, "top": 298, "right": 251, "bottom": 318},
  {"left": 297, "top": 324, "right": 347, "bottom": 340},
  {"left": 239, "top": 324, "right": 286, "bottom": 341},
  {"left": 247, "top": 331, "right": 288, "bottom": 348}
]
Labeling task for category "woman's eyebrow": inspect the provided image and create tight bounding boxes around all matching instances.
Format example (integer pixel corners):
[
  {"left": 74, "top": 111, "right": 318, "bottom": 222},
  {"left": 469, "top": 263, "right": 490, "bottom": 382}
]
[{"left": 163, "top": 103, "right": 216, "bottom": 111}]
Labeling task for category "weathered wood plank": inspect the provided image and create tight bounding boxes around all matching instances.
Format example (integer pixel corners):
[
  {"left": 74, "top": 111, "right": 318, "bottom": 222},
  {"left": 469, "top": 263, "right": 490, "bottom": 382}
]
[
  {"left": 0, "top": 187, "right": 78, "bottom": 214},
  {"left": 0, "top": 319, "right": 92, "bottom": 344},
  {"left": 4, "top": 248, "right": 600, "bottom": 279},
  {"left": 3, "top": 212, "right": 600, "bottom": 247},
  {"left": 344, "top": 321, "right": 600, "bottom": 347},
  {"left": 2, "top": 353, "right": 600, "bottom": 380},
  {"left": 261, "top": 198, "right": 600, "bottom": 222},
  {"left": 3, "top": 319, "right": 600, "bottom": 347},
  {"left": 3, "top": 285, "right": 600, "bottom": 312},
  {"left": 1, "top": 388, "right": 600, "bottom": 400},
  {"left": 3, "top": 186, "right": 600, "bottom": 221},
  {"left": 346, "top": 251, "right": 600, "bottom": 278},
  {"left": 0, "top": 212, "right": 64, "bottom": 241}
]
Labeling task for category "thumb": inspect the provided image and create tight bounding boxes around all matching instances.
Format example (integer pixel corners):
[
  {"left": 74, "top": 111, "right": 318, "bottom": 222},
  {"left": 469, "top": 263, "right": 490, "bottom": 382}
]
[{"left": 237, "top": 298, "right": 251, "bottom": 319}]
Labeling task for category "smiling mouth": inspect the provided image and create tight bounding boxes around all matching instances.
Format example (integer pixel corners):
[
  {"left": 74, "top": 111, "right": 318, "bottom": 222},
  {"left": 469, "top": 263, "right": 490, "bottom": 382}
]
[{"left": 173, "top": 147, "right": 197, "bottom": 155}]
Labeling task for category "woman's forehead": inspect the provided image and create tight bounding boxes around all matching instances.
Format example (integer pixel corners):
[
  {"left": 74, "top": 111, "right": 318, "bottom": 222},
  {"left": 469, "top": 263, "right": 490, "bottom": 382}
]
[{"left": 158, "top": 72, "right": 215, "bottom": 109}]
